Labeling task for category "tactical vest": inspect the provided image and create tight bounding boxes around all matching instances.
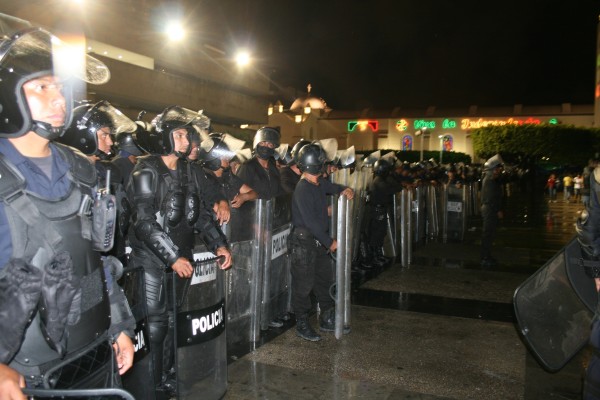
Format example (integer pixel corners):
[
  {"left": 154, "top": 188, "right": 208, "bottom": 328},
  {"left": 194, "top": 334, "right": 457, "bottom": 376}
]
[
  {"left": 134, "top": 156, "right": 200, "bottom": 259},
  {"left": 0, "top": 144, "right": 110, "bottom": 377}
]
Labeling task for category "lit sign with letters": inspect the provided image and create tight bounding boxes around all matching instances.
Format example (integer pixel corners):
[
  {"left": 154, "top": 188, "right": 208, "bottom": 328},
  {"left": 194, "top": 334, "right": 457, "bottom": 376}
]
[
  {"left": 414, "top": 119, "right": 436, "bottom": 129},
  {"left": 460, "top": 117, "right": 543, "bottom": 129}
]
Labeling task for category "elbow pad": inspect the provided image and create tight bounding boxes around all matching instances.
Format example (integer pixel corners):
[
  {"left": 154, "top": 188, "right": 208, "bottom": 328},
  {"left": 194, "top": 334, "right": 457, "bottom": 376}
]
[
  {"left": 134, "top": 220, "right": 180, "bottom": 266},
  {"left": 196, "top": 212, "right": 228, "bottom": 251}
]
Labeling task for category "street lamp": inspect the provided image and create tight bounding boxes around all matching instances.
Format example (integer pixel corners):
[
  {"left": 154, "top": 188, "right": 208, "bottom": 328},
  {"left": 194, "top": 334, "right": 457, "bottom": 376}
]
[
  {"left": 439, "top": 135, "right": 444, "bottom": 164},
  {"left": 415, "top": 127, "right": 427, "bottom": 161}
]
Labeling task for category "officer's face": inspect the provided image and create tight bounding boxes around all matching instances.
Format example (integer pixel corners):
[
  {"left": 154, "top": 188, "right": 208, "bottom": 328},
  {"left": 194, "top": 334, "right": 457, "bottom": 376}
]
[
  {"left": 493, "top": 166, "right": 503, "bottom": 178},
  {"left": 172, "top": 128, "right": 190, "bottom": 153},
  {"left": 96, "top": 127, "right": 113, "bottom": 154},
  {"left": 23, "top": 75, "right": 67, "bottom": 128}
]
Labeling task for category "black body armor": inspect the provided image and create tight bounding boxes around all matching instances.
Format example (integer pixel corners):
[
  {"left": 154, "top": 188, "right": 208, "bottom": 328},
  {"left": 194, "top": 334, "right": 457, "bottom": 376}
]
[{"left": 0, "top": 144, "right": 111, "bottom": 382}]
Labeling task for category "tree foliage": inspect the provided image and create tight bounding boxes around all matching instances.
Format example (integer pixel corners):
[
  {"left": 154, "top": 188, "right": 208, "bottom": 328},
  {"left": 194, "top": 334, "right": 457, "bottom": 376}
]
[{"left": 471, "top": 124, "right": 600, "bottom": 166}]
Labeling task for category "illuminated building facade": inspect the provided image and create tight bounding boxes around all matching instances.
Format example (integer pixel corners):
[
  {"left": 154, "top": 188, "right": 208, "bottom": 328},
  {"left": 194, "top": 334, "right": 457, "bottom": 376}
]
[{"left": 266, "top": 93, "right": 594, "bottom": 161}]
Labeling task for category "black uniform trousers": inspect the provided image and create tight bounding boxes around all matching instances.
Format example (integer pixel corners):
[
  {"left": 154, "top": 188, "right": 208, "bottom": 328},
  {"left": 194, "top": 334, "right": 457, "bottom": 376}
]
[
  {"left": 481, "top": 205, "right": 499, "bottom": 260},
  {"left": 289, "top": 231, "right": 335, "bottom": 317}
]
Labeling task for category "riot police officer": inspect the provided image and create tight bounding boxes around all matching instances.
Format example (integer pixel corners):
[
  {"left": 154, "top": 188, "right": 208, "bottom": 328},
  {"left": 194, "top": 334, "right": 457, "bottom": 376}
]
[
  {"left": 197, "top": 132, "right": 257, "bottom": 207},
  {"left": 280, "top": 139, "right": 310, "bottom": 193},
  {"left": 60, "top": 101, "right": 142, "bottom": 260},
  {"left": 480, "top": 154, "right": 504, "bottom": 267},
  {"left": 112, "top": 122, "right": 148, "bottom": 188},
  {"left": 289, "top": 142, "right": 354, "bottom": 341},
  {"left": 236, "top": 126, "right": 284, "bottom": 199},
  {"left": 367, "top": 158, "right": 403, "bottom": 267},
  {"left": 0, "top": 26, "right": 135, "bottom": 399},
  {"left": 125, "top": 105, "right": 232, "bottom": 394},
  {"left": 60, "top": 101, "right": 139, "bottom": 188}
]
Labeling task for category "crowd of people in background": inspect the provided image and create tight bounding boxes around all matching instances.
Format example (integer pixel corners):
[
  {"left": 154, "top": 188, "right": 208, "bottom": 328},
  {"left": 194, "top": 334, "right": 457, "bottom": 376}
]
[{"left": 545, "top": 158, "right": 598, "bottom": 205}]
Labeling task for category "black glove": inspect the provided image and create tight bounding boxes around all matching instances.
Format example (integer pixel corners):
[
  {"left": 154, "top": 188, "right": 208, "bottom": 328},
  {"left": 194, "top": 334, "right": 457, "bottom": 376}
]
[
  {"left": 38, "top": 251, "right": 81, "bottom": 358},
  {"left": 0, "top": 258, "right": 42, "bottom": 363}
]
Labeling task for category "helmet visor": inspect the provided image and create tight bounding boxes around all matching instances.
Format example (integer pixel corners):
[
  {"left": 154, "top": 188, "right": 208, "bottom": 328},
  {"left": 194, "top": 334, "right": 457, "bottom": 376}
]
[
  {"left": 0, "top": 28, "right": 109, "bottom": 85},
  {"left": 81, "top": 101, "right": 137, "bottom": 135}
]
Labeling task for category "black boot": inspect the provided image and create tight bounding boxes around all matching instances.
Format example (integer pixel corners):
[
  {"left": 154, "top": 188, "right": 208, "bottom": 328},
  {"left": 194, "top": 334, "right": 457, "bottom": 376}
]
[
  {"left": 373, "top": 246, "right": 391, "bottom": 265},
  {"left": 319, "top": 308, "right": 335, "bottom": 332},
  {"left": 296, "top": 315, "right": 321, "bottom": 341}
]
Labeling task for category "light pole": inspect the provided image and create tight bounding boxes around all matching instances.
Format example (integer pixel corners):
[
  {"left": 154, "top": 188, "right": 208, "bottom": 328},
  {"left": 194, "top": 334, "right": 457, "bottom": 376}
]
[
  {"left": 439, "top": 135, "right": 444, "bottom": 164},
  {"left": 415, "top": 127, "right": 427, "bottom": 161}
]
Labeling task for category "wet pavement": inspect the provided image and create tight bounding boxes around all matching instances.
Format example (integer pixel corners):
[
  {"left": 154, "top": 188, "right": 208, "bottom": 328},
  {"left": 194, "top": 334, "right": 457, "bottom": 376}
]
[{"left": 223, "top": 187, "right": 588, "bottom": 399}]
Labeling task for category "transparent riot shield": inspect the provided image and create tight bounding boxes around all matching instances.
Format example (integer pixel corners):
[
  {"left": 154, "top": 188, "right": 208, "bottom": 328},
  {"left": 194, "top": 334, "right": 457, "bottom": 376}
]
[
  {"left": 382, "top": 195, "right": 397, "bottom": 259},
  {"left": 260, "top": 194, "right": 293, "bottom": 330},
  {"left": 513, "top": 238, "right": 595, "bottom": 371},
  {"left": 444, "top": 184, "right": 466, "bottom": 242},
  {"left": 222, "top": 201, "right": 262, "bottom": 347},
  {"left": 412, "top": 186, "right": 426, "bottom": 245},
  {"left": 426, "top": 185, "right": 439, "bottom": 239},
  {"left": 335, "top": 195, "right": 352, "bottom": 339},
  {"left": 173, "top": 256, "right": 227, "bottom": 399},
  {"left": 332, "top": 168, "right": 366, "bottom": 264},
  {"left": 119, "top": 266, "right": 153, "bottom": 399},
  {"left": 397, "top": 189, "right": 412, "bottom": 267}
]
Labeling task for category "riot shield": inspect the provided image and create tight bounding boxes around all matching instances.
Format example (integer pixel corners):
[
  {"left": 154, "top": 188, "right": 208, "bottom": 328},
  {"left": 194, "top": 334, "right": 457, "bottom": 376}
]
[
  {"left": 260, "top": 194, "right": 293, "bottom": 330},
  {"left": 397, "top": 189, "right": 412, "bottom": 267},
  {"left": 412, "top": 186, "right": 426, "bottom": 244},
  {"left": 382, "top": 195, "right": 397, "bottom": 259},
  {"left": 119, "top": 266, "right": 153, "bottom": 399},
  {"left": 444, "top": 184, "right": 466, "bottom": 242},
  {"left": 223, "top": 201, "right": 262, "bottom": 346},
  {"left": 335, "top": 195, "right": 353, "bottom": 339},
  {"left": 426, "top": 185, "right": 439, "bottom": 239},
  {"left": 173, "top": 255, "right": 227, "bottom": 399},
  {"left": 513, "top": 238, "right": 595, "bottom": 372}
]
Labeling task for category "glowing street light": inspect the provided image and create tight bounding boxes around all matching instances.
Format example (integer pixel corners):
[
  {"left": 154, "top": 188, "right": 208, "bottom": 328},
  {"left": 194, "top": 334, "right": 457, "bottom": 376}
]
[
  {"left": 165, "top": 20, "right": 185, "bottom": 41},
  {"left": 235, "top": 50, "right": 251, "bottom": 67}
]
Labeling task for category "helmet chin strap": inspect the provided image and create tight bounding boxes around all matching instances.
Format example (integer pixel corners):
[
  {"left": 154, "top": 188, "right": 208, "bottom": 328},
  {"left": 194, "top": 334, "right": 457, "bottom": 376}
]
[{"left": 32, "top": 120, "right": 64, "bottom": 141}]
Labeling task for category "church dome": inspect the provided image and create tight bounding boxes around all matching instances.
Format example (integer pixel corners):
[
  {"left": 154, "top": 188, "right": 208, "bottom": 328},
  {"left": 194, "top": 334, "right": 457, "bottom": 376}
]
[{"left": 290, "top": 84, "right": 329, "bottom": 112}]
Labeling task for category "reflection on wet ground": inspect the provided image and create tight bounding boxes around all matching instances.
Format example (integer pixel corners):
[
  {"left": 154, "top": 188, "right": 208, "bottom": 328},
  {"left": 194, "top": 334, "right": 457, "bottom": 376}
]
[
  {"left": 224, "top": 188, "right": 588, "bottom": 399},
  {"left": 352, "top": 289, "right": 515, "bottom": 323}
]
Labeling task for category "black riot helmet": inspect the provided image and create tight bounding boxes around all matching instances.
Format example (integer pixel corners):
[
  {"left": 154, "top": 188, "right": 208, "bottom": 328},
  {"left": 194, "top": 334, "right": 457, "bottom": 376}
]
[
  {"left": 291, "top": 139, "right": 311, "bottom": 165},
  {"left": 197, "top": 132, "right": 245, "bottom": 171},
  {"left": 253, "top": 126, "right": 280, "bottom": 160},
  {"left": 150, "top": 106, "right": 210, "bottom": 158},
  {"left": 60, "top": 100, "right": 137, "bottom": 158},
  {"left": 373, "top": 159, "right": 393, "bottom": 176},
  {"left": 115, "top": 124, "right": 146, "bottom": 157},
  {"left": 297, "top": 141, "right": 327, "bottom": 175},
  {"left": 0, "top": 27, "right": 110, "bottom": 140}
]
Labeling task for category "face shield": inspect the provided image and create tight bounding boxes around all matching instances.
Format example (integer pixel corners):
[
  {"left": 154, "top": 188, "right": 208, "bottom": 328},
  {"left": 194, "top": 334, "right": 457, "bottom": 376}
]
[{"left": 0, "top": 25, "right": 109, "bottom": 139}]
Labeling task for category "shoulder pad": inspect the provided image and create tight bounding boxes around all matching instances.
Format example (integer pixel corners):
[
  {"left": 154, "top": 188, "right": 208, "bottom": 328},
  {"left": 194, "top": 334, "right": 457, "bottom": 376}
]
[
  {"left": 53, "top": 143, "right": 97, "bottom": 187},
  {"left": 132, "top": 168, "right": 158, "bottom": 199}
]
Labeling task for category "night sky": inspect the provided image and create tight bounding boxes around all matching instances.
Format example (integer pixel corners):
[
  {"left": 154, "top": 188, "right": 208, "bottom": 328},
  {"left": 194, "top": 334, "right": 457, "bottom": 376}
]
[{"left": 204, "top": 0, "right": 600, "bottom": 111}]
